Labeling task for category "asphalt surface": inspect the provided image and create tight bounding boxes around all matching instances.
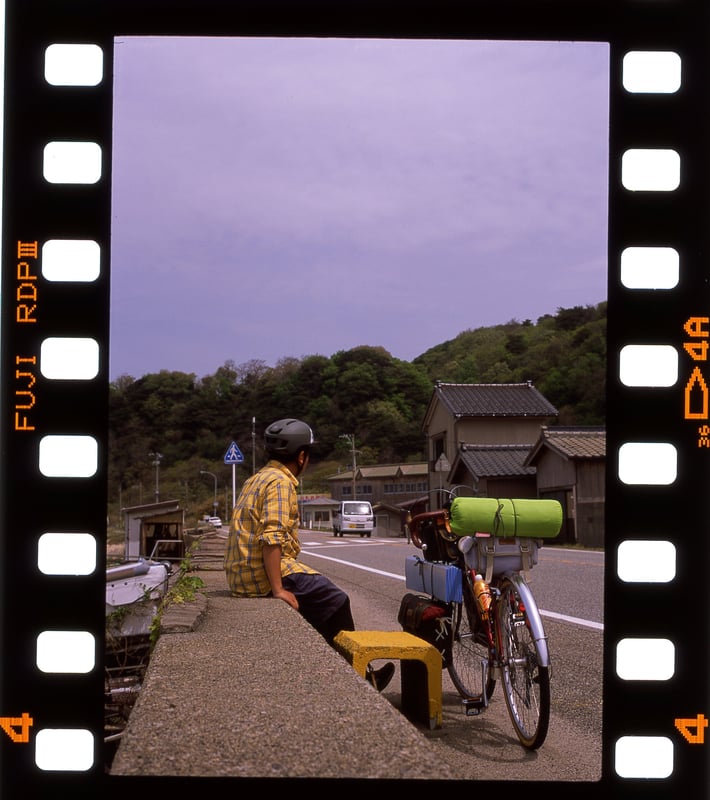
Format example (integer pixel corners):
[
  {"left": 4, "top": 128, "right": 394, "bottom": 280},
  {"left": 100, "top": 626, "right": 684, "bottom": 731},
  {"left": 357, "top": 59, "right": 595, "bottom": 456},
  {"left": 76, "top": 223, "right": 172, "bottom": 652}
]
[{"left": 110, "top": 532, "right": 453, "bottom": 780}]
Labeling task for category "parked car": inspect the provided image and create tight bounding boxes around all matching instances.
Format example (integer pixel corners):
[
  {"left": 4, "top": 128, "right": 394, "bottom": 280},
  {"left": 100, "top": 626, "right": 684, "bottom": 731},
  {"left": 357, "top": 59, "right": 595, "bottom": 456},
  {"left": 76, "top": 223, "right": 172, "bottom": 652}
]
[
  {"left": 208, "top": 516, "right": 222, "bottom": 528},
  {"left": 332, "top": 501, "right": 375, "bottom": 537}
]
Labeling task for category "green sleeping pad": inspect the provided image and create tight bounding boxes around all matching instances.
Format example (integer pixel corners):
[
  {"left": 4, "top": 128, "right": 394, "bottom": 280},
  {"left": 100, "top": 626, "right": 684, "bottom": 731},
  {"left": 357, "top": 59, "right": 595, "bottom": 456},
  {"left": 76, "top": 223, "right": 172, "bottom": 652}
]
[{"left": 448, "top": 497, "right": 563, "bottom": 539}]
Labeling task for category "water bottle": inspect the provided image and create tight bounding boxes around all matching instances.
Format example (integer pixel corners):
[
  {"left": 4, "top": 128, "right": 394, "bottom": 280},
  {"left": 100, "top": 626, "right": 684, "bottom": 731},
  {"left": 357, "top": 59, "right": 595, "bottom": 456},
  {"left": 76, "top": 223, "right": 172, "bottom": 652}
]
[{"left": 473, "top": 573, "right": 491, "bottom": 619}]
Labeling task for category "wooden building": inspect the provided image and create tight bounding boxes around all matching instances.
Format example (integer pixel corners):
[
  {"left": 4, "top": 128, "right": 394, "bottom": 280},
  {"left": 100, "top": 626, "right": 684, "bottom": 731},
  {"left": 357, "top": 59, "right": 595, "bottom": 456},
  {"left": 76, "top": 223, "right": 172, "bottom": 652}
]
[
  {"left": 447, "top": 443, "right": 537, "bottom": 499},
  {"left": 326, "top": 463, "right": 428, "bottom": 506},
  {"left": 122, "top": 500, "right": 185, "bottom": 561},
  {"left": 298, "top": 496, "right": 340, "bottom": 532},
  {"left": 524, "top": 426, "right": 606, "bottom": 547},
  {"left": 320, "top": 383, "right": 605, "bottom": 548},
  {"left": 421, "top": 381, "right": 558, "bottom": 505}
]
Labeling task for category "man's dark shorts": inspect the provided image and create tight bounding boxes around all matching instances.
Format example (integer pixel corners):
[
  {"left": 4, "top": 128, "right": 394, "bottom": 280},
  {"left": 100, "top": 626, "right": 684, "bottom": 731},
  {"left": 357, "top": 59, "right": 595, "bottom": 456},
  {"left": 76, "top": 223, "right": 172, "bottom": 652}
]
[{"left": 282, "top": 572, "right": 355, "bottom": 644}]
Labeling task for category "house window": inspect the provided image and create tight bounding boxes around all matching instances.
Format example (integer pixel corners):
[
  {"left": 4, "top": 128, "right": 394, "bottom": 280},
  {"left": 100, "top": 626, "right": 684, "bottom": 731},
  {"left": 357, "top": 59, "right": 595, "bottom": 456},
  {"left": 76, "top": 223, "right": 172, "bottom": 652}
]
[{"left": 382, "top": 481, "right": 427, "bottom": 495}]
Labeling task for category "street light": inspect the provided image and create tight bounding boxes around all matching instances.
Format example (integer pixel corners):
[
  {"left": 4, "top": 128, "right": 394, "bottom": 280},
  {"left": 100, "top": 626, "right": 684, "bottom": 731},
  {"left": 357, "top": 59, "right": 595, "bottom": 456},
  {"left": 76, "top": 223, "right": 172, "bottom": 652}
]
[
  {"left": 200, "top": 470, "right": 218, "bottom": 517},
  {"left": 339, "top": 433, "right": 359, "bottom": 500},
  {"left": 149, "top": 452, "right": 163, "bottom": 503}
]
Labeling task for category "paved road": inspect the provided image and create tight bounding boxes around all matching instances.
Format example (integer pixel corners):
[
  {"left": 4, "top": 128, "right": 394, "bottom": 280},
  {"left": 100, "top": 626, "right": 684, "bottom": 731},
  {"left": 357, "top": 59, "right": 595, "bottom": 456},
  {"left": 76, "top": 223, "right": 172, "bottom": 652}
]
[{"left": 298, "top": 531, "right": 603, "bottom": 781}]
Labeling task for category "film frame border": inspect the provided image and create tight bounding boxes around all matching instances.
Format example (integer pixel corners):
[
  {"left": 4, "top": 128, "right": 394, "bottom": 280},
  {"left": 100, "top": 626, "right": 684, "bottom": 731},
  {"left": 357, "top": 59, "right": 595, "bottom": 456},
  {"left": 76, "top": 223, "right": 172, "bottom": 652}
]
[{"left": 1, "top": 0, "right": 709, "bottom": 794}]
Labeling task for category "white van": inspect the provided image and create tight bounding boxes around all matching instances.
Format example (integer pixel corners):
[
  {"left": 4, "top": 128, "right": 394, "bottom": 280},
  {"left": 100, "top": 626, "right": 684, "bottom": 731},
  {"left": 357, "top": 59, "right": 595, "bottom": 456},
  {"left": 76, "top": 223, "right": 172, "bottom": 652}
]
[{"left": 332, "top": 501, "right": 375, "bottom": 538}]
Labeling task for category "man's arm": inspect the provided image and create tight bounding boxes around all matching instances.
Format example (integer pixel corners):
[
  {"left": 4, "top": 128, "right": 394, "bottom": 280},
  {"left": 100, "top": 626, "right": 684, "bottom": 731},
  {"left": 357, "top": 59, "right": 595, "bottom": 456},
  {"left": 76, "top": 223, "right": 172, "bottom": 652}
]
[{"left": 262, "top": 543, "right": 299, "bottom": 610}]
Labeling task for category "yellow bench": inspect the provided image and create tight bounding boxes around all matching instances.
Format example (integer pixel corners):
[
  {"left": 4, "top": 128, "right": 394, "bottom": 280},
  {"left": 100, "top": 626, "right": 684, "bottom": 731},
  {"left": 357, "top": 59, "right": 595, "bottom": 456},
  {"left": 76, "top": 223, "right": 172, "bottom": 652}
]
[{"left": 333, "top": 630, "right": 443, "bottom": 729}]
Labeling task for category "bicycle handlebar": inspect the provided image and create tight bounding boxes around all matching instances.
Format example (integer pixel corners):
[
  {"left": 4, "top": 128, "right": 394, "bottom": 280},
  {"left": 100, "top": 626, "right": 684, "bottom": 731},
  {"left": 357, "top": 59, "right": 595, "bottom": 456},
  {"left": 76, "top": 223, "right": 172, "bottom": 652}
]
[{"left": 406, "top": 509, "right": 450, "bottom": 549}]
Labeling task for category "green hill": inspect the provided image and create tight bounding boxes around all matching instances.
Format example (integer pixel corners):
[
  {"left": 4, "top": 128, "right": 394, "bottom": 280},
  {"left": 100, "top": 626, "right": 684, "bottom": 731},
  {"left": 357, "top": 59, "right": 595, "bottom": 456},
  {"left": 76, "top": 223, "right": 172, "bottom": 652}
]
[{"left": 108, "top": 301, "right": 605, "bottom": 521}]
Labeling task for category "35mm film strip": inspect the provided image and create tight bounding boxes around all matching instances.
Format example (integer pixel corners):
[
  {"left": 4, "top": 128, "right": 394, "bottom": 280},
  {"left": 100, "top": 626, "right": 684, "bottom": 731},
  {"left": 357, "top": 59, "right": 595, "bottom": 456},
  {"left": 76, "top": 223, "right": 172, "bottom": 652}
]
[{"left": 1, "top": 0, "right": 708, "bottom": 796}]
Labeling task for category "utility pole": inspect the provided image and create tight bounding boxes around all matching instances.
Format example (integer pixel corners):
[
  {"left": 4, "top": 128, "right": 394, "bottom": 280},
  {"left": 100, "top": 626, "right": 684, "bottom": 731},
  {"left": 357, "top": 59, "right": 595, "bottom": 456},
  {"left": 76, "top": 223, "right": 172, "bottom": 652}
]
[
  {"left": 252, "top": 416, "right": 256, "bottom": 475},
  {"left": 339, "top": 433, "right": 358, "bottom": 499},
  {"left": 149, "top": 452, "right": 163, "bottom": 503}
]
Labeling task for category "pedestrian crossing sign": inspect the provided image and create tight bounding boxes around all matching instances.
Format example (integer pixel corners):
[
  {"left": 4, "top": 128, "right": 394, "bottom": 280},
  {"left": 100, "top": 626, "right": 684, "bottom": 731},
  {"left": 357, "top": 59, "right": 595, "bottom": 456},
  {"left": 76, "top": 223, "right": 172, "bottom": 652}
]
[{"left": 224, "top": 441, "right": 244, "bottom": 464}]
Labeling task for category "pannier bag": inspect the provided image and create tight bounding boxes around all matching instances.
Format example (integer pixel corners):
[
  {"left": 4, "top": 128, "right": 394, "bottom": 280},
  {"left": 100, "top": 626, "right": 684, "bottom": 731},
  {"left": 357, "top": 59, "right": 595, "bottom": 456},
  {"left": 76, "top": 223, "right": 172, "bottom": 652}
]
[
  {"left": 458, "top": 534, "right": 539, "bottom": 582},
  {"left": 398, "top": 592, "right": 450, "bottom": 661},
  {"left": 448, "top": 497, "right": 563, "bottom": 540},
  {"left": 404, "top": 556, "right": 462, "bottom": 602}
]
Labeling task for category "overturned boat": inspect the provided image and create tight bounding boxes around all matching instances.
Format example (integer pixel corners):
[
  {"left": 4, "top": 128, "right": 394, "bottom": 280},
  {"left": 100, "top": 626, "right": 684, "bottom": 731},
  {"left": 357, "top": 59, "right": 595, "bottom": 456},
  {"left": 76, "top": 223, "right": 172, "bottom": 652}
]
[
  {"left": 105, "top": 558, "right": 174, "bottom": 761},
  {"left": 106, "top": 559, "right": 172, "bottom": 637}
]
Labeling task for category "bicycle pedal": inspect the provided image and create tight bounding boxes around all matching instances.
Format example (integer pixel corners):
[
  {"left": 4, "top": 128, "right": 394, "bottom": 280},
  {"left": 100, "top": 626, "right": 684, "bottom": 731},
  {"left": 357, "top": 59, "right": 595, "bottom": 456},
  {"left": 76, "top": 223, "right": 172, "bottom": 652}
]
[{"left": 462, "top": 698, "right": 486, "bottom": 716}]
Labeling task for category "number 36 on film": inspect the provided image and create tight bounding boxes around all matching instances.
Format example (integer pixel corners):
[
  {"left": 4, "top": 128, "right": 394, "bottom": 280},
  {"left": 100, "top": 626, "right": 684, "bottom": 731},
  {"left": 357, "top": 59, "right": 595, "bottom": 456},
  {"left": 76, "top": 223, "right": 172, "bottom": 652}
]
[{"left": 683, "top": 316, "right": 710, "bottom": 446}]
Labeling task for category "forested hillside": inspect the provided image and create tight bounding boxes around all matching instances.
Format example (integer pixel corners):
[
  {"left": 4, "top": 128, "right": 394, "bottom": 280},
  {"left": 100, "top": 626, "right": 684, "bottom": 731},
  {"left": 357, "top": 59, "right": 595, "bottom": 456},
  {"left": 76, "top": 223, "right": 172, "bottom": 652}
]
[{"left": 109, "top": 301, "right": 605, "bottom": 518}]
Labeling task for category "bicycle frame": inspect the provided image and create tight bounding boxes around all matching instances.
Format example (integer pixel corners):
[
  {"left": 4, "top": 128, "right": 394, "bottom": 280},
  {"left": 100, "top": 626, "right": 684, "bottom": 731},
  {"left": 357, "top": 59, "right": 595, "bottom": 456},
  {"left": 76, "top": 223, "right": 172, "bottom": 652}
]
[
  {"left": 458, "top": 563, "right": 497, "bottom": 710},
  {"left": 446, "top": 548, "right": 550, "bottom": 669}
]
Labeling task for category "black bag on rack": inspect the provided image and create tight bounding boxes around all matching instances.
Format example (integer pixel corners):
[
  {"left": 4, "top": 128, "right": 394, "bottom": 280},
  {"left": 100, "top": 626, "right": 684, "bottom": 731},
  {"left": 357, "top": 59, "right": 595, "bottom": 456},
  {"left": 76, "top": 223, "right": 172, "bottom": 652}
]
[{"left": 397, "top": 592, "right": 450, "bottom": 662}]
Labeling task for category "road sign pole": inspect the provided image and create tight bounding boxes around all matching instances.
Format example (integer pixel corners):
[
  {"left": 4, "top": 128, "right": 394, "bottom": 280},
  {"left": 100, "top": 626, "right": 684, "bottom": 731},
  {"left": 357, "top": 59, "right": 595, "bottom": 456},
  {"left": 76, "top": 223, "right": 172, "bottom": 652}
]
[{"left": 224, "top": 441, "right": 245, "bottom": 512}]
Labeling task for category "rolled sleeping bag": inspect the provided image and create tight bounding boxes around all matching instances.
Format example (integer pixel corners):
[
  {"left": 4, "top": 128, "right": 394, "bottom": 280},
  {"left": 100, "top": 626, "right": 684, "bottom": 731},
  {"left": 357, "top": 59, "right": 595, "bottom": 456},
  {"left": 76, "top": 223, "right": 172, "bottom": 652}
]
[{"left": 448, "top": 496, "right": 563, "bottom": 539}]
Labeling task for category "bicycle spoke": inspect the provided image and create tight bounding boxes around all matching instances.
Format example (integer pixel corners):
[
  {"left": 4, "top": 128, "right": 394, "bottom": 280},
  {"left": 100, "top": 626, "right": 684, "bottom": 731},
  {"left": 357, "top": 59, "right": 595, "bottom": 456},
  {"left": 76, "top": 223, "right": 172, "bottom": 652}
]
[
  {"left": 447, "top": 576, "right": 495, "bottom": 703},
  {"left": 497, "top": 580, "right": 550, "bottom": 749}
]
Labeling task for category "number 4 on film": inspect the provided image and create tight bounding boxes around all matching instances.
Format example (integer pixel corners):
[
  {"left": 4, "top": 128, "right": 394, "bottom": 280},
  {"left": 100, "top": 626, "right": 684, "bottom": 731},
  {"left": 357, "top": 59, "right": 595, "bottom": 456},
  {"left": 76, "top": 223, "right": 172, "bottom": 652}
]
[
  {"left": 675, "top": 714, "right": 709, "bottom": 744},
  {"left": 0, "top": 713, "right": 33, "bottom": 743}
]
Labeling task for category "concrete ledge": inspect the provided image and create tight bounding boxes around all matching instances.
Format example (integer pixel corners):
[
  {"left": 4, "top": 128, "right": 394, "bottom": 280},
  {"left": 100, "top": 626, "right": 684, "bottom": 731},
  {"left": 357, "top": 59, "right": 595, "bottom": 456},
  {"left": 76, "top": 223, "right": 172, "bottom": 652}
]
[
  {"left": 111, "top": 592, "right": 450, "bottom": 779},
  {"left": 157, "top": 592, "right": 208, "bottom": 633}
]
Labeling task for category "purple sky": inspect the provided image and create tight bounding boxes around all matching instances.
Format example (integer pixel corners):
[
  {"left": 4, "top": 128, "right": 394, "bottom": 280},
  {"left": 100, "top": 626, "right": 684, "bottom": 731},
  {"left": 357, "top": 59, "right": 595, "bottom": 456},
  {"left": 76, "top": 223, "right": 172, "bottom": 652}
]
[{"left": 109, "top": 36, "right": 609, "bottom": 382}]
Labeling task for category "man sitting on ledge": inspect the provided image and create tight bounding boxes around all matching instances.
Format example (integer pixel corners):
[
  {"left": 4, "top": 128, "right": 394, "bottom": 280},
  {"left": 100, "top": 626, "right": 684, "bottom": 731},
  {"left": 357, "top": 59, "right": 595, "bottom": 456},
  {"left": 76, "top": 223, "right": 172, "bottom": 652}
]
[{"left": 224, "top": 417, "right": 395, "bottom": 692}]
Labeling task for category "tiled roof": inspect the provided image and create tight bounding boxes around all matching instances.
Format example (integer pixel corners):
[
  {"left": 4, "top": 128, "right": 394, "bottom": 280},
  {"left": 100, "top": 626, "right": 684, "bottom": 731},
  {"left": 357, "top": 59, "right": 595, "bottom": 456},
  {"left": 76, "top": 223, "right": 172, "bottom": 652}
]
[
  {"left": 356, "top": 465, "right": 400, "bottom": 479},
  {"left": 372, "top": 501, "right": 407, "bottom": 514},
  {"left": 454, "top": 444, "right": 536, "bottom": 478},
  {"left": 299, "top": 497, "right": 340, "bottom": 506},
  {"left": 399, "top": 463, "right": 429, "bottom": 477},
  {"left": 433, "top": 382, "right": 558, "bottom": 418},
  {"left": 326, "top": 463, "right": 428, "bottom": 481},
  {"left": 525, "top": 426, "right": 605, "bottom": 465}
]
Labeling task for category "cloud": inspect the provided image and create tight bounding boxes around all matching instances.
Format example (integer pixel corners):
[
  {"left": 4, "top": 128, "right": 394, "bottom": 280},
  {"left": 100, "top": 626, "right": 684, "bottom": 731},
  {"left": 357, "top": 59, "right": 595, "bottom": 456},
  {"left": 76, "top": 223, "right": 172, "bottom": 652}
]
[{"left": 110, "top": 36, "right": 609, "bottom": 379}]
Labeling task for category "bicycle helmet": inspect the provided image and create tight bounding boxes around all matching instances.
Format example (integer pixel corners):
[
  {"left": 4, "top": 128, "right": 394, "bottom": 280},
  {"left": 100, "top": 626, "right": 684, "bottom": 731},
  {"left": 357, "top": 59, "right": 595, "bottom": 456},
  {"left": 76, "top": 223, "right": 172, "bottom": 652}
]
[{"left": 264, "top": 418, "right": 315, "bottom": 458}]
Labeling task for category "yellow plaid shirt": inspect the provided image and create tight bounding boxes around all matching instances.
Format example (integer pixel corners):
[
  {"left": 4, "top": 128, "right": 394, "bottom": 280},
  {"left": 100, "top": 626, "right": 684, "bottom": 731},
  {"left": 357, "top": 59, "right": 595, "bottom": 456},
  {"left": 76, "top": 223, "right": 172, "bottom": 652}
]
[{"left": 224, "top": 460, "right": 318, "bottom": 596}]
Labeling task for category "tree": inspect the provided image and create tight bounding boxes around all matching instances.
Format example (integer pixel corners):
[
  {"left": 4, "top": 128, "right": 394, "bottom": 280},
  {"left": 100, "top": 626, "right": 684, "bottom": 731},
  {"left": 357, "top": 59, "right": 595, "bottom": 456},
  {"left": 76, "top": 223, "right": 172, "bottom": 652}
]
[{"left": 107, "top": 303, "right": 606, "bottom": 522}]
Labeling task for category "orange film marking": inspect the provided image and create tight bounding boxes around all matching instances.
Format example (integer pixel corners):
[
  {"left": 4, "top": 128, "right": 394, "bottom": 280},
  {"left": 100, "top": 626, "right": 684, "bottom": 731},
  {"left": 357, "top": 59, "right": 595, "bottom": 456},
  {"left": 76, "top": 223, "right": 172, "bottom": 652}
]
[
  {"left": 685, "top": 367, "right": 709, "bottom": 420},
  {"left": 13, "top": 354, "right": 37, "bottom": 432},
  {"left": 683, "top": 317, "right": 710, "bottom": 338},
  {"left": 684, "top": 340, "right": 709, "bottom": 361},
  {"left": 0, "top": 713, "right": 33, "bottom": 743},
  {"left": 674, "top": 714, "right": 708, "bottom": 744},
  {"left": 15, "top": 240, "right": 38, "bottom": 324}
]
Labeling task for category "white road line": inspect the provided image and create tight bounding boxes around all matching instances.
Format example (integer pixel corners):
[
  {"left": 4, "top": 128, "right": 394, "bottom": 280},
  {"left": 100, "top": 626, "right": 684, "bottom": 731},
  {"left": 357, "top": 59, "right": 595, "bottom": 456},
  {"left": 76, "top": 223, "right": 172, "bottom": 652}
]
[
  {"left": 540, "top": 610, "right": 604, "bottom": 630},
  {"left": 300, "top": 547, "right": 604, "bottom": 631},
  {"left": 300, "top": 548, "right": 404, "bottom": 580},
  {"left": 301, "top": 540, "right": 390, "bottom": 548}
]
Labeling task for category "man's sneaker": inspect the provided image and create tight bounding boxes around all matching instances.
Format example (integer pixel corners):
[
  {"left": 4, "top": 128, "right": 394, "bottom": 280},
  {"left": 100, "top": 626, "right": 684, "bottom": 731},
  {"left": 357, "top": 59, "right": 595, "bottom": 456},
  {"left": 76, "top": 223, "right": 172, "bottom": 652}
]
[{"left": 366, "top": 661, "right": 395, "bottom": 692}]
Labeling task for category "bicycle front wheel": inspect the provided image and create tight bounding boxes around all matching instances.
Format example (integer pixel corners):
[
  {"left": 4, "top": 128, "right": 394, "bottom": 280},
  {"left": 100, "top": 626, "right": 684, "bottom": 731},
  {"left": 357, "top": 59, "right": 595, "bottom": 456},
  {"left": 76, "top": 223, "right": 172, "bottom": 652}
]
[
  {"left": 496, "top": 578, "right": 550, "bottom": 749},
  {"left": 447, "top": 576, "right": 495, "bottom": 702}
]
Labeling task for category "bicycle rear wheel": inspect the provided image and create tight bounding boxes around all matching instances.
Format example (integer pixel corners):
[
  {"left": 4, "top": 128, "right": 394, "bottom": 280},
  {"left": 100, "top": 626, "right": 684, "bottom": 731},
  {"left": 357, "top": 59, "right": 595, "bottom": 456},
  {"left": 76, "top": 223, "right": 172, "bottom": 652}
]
[
  {"left": 496, "top": 577, "right": 550, "bottom": 749},
  {"left": 447, "top": 575, "right": 495, "bottom": 702}
]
